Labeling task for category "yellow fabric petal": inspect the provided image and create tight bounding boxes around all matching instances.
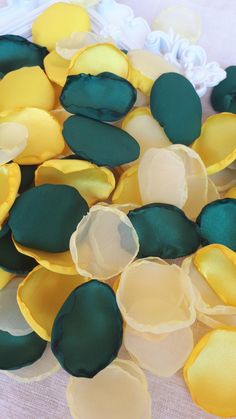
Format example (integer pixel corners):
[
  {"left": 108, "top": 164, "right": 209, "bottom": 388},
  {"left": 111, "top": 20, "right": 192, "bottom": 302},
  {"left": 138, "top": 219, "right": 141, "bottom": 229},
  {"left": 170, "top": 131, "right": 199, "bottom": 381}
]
[
  {"left": 210, "top": 167, "right": 236, "bottom": 192},
  {"left": 117, "top": 258, "right": 196, "bottom": 334},
  {"left": 184, "top": 328, "right": 236, "bottom": 417},
  {"left": 192, "top": 113, "right": 236, "bottom": 175},
  {"left": 124, "top": 325, "right": 193, "bottom": 377},
  {"left": 0, "top": 277, "right": 31, "bottom": 336},
  {"left": 35, "top": 159, "right": 115, "bottom": 206},
  {"left": 0, "top": 268, "right": 14, "bottom": 290},
  {"left": 17, "top": 265, "right": 87, "bottom": 341},
  {"left": 194, "top": 244, "right": 236, "bottom": 307},
  {"left": 69, "top": 43, "right": 130, "bottom": 79},
  {"left": 0, "top": 66, "right": 55, "bottom": 112},
  {"left": 44, "top": 50, "right": 70, "bottom": 87},
  {"left": 225, "top": 186, "right": 236, "bottom": 198},
  {"left": 152, "top": 6, "right": 202, "bottom": 43},
  {"left": 0, "top": 122, "right": 28, "bottom": 165},
  {"left": 0, "top": 108, "right": 65, "bottom": 165},
  {"left": 70, "top": 204, "right": 139, "bottom": 280},
  {"left": 50, "top": 108, "right": 72, "bottom": 126},
  {"left": 67, "top": 359, "right": 151, "bottom": 419},
  {"left": 0, "top": 162, "right": 20, "bottom": 226},
  {"left": 128, "top": 49, "right": 181, "bottom": 95},
  {"left": 182, "top": 255, "right": 236, "bottom": 328},
  {"left": 32, "top": 2, "right": 90, "bottom": 51},
  {"left": 170, "top": 144, "right": 208, "bottom": 219},
  {"left": 138, "top": 147, "right": 188, "bottom": 208},
  {"left": 13, "top": 240, "right": 77, "bottom": 276},
  {"left": 2, "top": 344, "right": 60, "bottom": 382},
  {"left": 122, "top": 107, "right": 171, "bottom": 164},
  {"left": 112, "top": 165, "right": 142, "bottom": 206}
]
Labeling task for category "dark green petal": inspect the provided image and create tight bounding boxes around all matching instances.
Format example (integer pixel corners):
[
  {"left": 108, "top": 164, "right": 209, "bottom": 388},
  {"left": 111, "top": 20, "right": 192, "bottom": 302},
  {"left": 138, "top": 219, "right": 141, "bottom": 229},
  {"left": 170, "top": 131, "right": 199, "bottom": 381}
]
[
  {"left": 51, "top": 280, "right": 123, "bottom": 378},
  {"left": 63, "top": 115, "right": 140, "bottom": 167},
  {"left": 150, "top": 73, "right": 202, "bottom": 145},
  {"left": 60, "top": 72, "right": 136, "bottom": 122},
  {"left": 0, "top": 330, "right": 46, "bottom": 370},
  {"left": 196, "top": 199, "right": 236, "bottom": 251},
  {"left": 0, "top": 226, "right": 37, "bottom": 274},
  {"left": 0, "top": 35, "right": 48, "bottom": 75},
  {"left": 128, "top": 203, "right": 201, "bottom": 259},
  {"left": 211, "top": 66, "right": 236, "bottom": 113},
  {"left": 9, "top": 184, "right": 89, "bottom": 253},
  {"left": 19, "top": 165, "right": 37, "bottom": 193}
]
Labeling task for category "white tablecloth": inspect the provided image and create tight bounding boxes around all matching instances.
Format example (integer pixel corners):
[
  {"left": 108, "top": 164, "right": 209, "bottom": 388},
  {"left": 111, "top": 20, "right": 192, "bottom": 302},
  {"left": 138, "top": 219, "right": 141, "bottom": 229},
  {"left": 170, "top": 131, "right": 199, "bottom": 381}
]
[{"left": 0, "top": 1, "right": 236, "bottom": 418}]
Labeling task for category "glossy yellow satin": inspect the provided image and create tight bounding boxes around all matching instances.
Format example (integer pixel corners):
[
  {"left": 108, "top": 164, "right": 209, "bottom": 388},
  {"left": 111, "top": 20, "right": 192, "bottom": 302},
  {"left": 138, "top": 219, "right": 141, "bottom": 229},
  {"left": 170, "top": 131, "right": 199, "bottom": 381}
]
[
  {"left": 225, "top": 186, "right": 236, "bottom": 199},
  {"left": 35, "top": 159, "right": 115, "bottom": 206},
  {"left": 69, "top": 43, "right": 131, "bottom": 79},
  {"left": 192, "top": 113, "right": 236, "bottom": 174},
  {"left": 112, "top": 165, "right": 142, "bottom": 205},
  {"left": 0, "top": 108, "right": 65, "bottom": 165},
  {"left": 0, "top": 163, "right": 21, "bottom": 227},
  {"left": 44, "top": 51, "right": 70, "bottom": 87},
  {"left": 32, "top": 2, "right": 90, "bottom": 51},
  {"left": 13, "top": 240, "right": 77, "bottom": 276},
  {"left": 194, "top": 244, "right": 236, "bottom": 306},
  {"left": 17, "top": 266, "right": 87, "bottom": 341},
  {"left": 0, "top": 268, "right": 14, "bottom": 290},
  {"left": 0, "top": 66, "right": 55, "bottom": 112},
  {"left": 184, "top": 328, "right": 236, "bottom": 417}
]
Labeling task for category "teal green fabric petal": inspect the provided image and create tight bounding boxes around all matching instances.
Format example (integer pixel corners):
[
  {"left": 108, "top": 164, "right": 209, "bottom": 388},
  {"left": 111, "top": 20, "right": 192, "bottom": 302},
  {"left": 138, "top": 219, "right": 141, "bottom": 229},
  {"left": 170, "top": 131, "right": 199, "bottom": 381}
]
[
  {"left": 128, "top": 203, "right": 201, "bottom": 259},
  {"left": 150, "top": 73, "right": 202, "bottom": 145},
  {"left": 63, "top": 115, "right": 140, "bottom": 167},
  {"left": 0, "top": 35, "right": 48, "bottom": 75},
  {"left": 0, "top": 330, "right": 46, "bottom": 370},
  {"left": 9, "top": 184, "right": 89, "bottom": 253},
  {"left": 211, "top": 66, "right": 236, "bottom": 113},
  {"left": 196, "top": 198, "right": 236, "bottom": 251},
  {"left": 0, "top": 226, "right": 37, "bottom": 274},
  {"left": 19, "top": 165, "right": 37, "bottom": 194},
  {"left": 51, "top": 280, "right": 123, "bottom": 378},
  {"left": 60, "top": 72, "right": 137, "bottom": 122}
]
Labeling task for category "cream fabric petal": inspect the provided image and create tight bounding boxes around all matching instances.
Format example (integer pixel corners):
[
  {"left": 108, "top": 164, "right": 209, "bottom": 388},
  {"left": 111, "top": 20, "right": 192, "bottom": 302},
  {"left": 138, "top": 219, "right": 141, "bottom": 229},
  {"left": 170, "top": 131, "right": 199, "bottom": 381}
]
[
  {"left": 67, "top": 359, "right": 151, "bottom": 419},
  {"left": 124, "top": 325, "right": 194, "bottom": 377},
  {"left": 209, "top": 168, "right": 236, "bottom": 192},
  {"left": 207, "top": 178, "right": 220, "bottom": 202},
  {"left": 0, "top": 277, "right": 32, "bottom": 336},
  {"left": 0, "top": 122, "right": 28, "bottom": 166},
  {"left": 117, "top": 258, "right": 196, "bottom": 334},
  {"left": 122, "top": 108, "right": 171, "bottom": 164},
  {"left": 152, "top": 6, "right": 202, "bottom": 42},
  {"left": 2, "top": 344, "right": 60, "bottom": 382},
  {"left": 70, "top": 205, "right": 139, "bottom": 280},
  {"left": 138, "top": 147, "right": 188, "bottom": 208},
  {"left": 56, "top": 31, "right": 114, "bottom": 60},
  {"left": 170, "top": 145, "right": 208, "bottom": 219},
  {"left": 135, "top": 91, "right": 149, "bottom": 108}
]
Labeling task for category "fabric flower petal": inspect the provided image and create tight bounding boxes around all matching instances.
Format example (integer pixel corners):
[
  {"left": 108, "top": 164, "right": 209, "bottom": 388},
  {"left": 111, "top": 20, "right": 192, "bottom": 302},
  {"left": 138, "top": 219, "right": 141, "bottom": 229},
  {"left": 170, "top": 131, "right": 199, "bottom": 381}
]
[
  {"left": 2, "top": 344, "right": 59, "bottom": 382},
  {"left": 117, "top": 258, "right": 196, "bottom": 334},
  {"left": 35, "top": 159, "right": 115, "bottom": 206},
  {"left": 112, "top": 165, "right": 142, "bottom": 206},
  {"left": 32, "top": 2, "right": 90, "bottom": 52},
  {"left": 0, "top": 66, "right": 55, "bottom": 112},
  {"left": 70, "top": 204, "right": 139, "bottom": 280},
  {"left": 0, "top": 162, "right": 21, "bottom": 227},
  {"left": 17, "top": 265, "right": 87, "bottom": 341},
  {"left": 124, "top": 325, "right": 193, "bottom": 377},
  {"left": 192, "top": 113, "right": 236, "bottom": 174},
  {"left": 184, "top": 328, "right": 236, "bottom": 417},
  {"left": 209, "top": 167, "right": 236, "bottom": 192},
  {"left": 0, "top": 277, "right": 31, "bottom": 336},
  {"left": 0, "top": 122, "right": 28, "bottom": 166},
  {"left": 225, "top": 186, "right": 236, "bottom": 198},
  {"left": 67, "top": 359, "right": 151, "bottom": 419},
  {"left": 0, "top": 108, "right": 65, "bottom": 165}
]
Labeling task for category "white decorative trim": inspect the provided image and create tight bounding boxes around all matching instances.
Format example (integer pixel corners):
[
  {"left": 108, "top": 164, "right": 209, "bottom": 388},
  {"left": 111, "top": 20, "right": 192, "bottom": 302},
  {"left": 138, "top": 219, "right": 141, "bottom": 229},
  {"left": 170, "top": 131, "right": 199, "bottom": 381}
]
[{"left": 0, "top": 0, "right": 226, "bottom": 96}]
